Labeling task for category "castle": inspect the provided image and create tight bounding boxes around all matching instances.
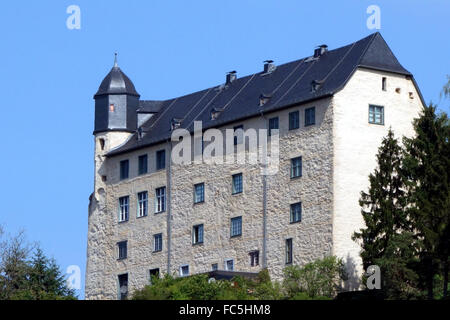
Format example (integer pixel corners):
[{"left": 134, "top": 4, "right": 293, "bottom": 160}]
[{"left": 85, "top": 33, "right": 424, "bottom": 299}]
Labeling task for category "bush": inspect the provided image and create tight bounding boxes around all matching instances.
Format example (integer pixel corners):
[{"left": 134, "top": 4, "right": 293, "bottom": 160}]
[{"left": 283, "top": 256, "right": 346, "bottom": 299}]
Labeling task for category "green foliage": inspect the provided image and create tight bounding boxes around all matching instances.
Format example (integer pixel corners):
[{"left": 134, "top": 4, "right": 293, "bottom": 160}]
[
  {"left": 0, "top": 228, "right": 76, "bottom": 300},
  {"left": 282, "top": 256, "right": 346, "bottom": 299}
]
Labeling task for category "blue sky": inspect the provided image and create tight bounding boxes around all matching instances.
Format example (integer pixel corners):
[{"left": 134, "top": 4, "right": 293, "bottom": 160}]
[{"left": 0, "top": 1, "right": 448, "bottom": 299}]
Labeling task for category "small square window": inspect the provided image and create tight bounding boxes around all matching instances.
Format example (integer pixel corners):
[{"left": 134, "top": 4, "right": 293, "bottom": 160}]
[
  {"left": 117, "top": 241, "right": 127, "bottom": 260},
  {"left": 120, "top": 160, "right": 129, "bottom": 180},
  {"left": 290, "top": 202, "right": 302, "bottom": 223},
  {"left": 369, "top": 105, "right": 384, "bottom": 125},
  {"left": 156, "top": 150, "right": 166, "bottom": 170},
  {"left": 194, "top": 183, "right": 205, "bottom": 204},
  {"left": 289, "top": 111, "right": 300, "bottom": 130},
  {"left": 192, "top": 224, "right": 204, "bottom": 244},
  {"left": 180, "top": 265, "right": 189, "bottom": 277},
  {"left": 154, "top": 233, "right": 163, "bottom": 252},
  {"left": 305, "top": 107, "right": 315, "bottom": 126},
  {"left": 211, "top": 263, "right": 218, "bottom": 271},
  {"left": 230, "top": 216, "right": 242, "bottom": 237},
  {"left": 149, "top": 268, "right": 160, "bottom": 284},
  {"left": 232, "top": 173, "right": 243, "bottom": 194},
  {"left": 138, "top": 155, "right": 148, "bottom": 175},
  {"left": 290, "top": 157, "right": 302, "bottom": 178}
]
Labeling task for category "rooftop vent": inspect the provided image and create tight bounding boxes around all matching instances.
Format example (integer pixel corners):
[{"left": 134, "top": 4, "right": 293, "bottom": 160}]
[
  {"left": 313, "top": 44, "right": 328, "bottom": 58},
  {"left": 171, "top": 118, "right": 182, "bottom": 130},
  {"left": 311, "top": 80, "right": 324, "bottom": 93},
  {"left": 263, "top": 60, "right": 276, "bottom": 74},
  {"left": 226, "top": 71, "right": 237, "bottom": 84}
]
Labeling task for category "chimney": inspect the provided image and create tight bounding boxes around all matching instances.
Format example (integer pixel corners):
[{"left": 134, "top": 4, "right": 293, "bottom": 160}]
[
  {"left": 313, "top": 44, "right": 328, "bottom": 58},
  {"left": 263, "top": 60, "right": 276, "bottom": 74},
  {"left": 226, "top": 71, "right": 237, "bottom": 84}
]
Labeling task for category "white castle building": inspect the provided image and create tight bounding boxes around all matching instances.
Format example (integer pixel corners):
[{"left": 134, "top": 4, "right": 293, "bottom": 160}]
[{"left": 85, "top": 33, "right": 424, "bottom": 299}]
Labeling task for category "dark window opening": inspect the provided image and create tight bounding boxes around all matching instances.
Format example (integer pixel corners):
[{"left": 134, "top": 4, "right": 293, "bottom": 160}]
[
  {"left": 156, "top": 150, "right": 166, "bottom": 170},
  {"left": 118, "top": 274, "right": 128, "bottom": 300},
  {"left": 286, "top": 238, "right": 293, "bottom": 264},
  {"left": 305, "top": 107, "right": 315, "bottom": 126},
  {"left": 290, "top": 202, "right": 302, "bottom": 223},
  {"left": 382, "top": 77, "right": 387, "bottom": 91},
  {"left": 99, "top": 138, "right": 105, "bottom": 151},
  {"left": 250, "top": 250, "right": 260, "bottom": 267},
  {"left": 117, "top": 241, "right": 127, "bottom": 260},
  {"left": 193, "top": 224, "right": 204, "bottom": 244},
  {"left": 138, "top": 154, "right": 148, "bottom": 175},
  {"left": 268, "top": 117, "right": 279, "bottom": 136},
  {"left": 290, "top": 157, "right": 302, "bottom": 178},
  {"left": 233, "top": 125, "right": 243, "bottom": 145},
  {"left": 120, "top": 160, "right": 129, "bottom": 180},
  {"left": 289, "top": 111, "right": 300, "bottom": 130}
]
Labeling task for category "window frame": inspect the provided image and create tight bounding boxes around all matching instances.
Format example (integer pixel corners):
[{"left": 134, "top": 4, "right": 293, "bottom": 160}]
[
  {"left": 156, "top": 149, "right": 166, "bottom": 171},
  {"left": 289, "top": 111, "right": 300, "bottom": 130},
  {"left": 249, "top": 250, "right": 260, "bottom": 267},
  {"left": 225, "top": 259, "right": 234, "bottom": 271},
  {"left": 290, "top": 202, "right": 302, "bottom": 224},
  {"left": 285, "top": 238, "right": 293, "bottom": 265},
  {"left": 194, "top": 183, "right": 205, "bottom": 204},
  {"left": 118, "top": 196, "right": 129, "bottom": 222},
  {"left": 290, "top": 156, "right": 302, "bottom": 179},
  {"left": 268, "top": 117, "right": 279, "bottom": 136},
  {"left": 192, "top": 224, "right": 204, "bottom": 245},
  {"left": 138, "top": 154, "right": 148, "bottom": 175},
  {"left": 180, "top": 264, "right": 189, "bottom": 277},
  {"left": 230, "top": 216, "right": 242, "bottom": 238},
  {"left": 120, "top": 159, "right": 129, "bottom": 180},
  {"left": 153, "top": 233, "right": 163, "bottom": 252},
  {"left": 232, "top": 173, "right": 243, "bottom": 195},
  {"left": 117, "top": 241, "right": 127, "bottom": 260},
  {"left": 368, "top": 104, "right": 385, "bottom": 125},
  {"left": 155, "top": 187, "right": 166, "bottom": 213},
  {"left": 137, "top": 191, "right": 148, "bottom": 218},
  {"left": 233, "top": 125, "right": 244, "bottom": 146},
  {"left": 305, "top": 107, "right": 316, "bottom": 126}
]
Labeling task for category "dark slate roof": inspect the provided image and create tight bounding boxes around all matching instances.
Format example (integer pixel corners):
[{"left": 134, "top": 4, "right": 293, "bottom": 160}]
[
  {"left": 95, "top": 65, "right": 140, "bottom": 98},
  {"left": 107, "top": 32, "right": 417, "bottom": 157},
  {"left": 137, "top": 100, "right": 164, "bottom": 113}
]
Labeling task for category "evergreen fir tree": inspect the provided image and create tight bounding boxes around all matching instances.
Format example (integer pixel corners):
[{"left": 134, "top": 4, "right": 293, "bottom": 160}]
[
  {"left": 353, "top": 128, "right": 419, "bottom": 298},
  {"left": 402, "top": 104, "right": 450, "bottom": 299}
]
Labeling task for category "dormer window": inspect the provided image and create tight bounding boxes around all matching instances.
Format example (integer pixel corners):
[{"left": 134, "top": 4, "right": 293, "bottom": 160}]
[
  {"left": 311, "top": 80, "right": 323, "bottom": 93},
  {"left": 171, "top": 118, "right": 182, "bottom": 130},
  {"left": 210, "top": 107, "right": 224, "bottom": 120},
  {"left": 259, "top": 94, "right": 272, "bottom": 107}
]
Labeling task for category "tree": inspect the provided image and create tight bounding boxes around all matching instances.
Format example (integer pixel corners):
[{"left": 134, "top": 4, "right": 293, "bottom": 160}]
[
  {"left": 0, "top": 227, "right": 76, "bottom": 300},
  {"left": 352, "top": 129, "right": 420, "bottom": 298},
  {"left": 441, "top": 75, "right": 450, "bottom": 100},
  {"left": 402, "top": 104, "right": 450, "bottom": 299}
]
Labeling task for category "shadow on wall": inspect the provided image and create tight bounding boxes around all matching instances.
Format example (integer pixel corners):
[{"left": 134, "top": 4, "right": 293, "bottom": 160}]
[{"left": 342, "top": 254, "right": 361, "bottom": 291}]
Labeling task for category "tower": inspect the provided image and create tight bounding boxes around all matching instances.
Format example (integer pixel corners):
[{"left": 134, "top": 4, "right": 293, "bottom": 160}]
[{"left": 86, "top": 55, "right": 140, "bottom": 299}]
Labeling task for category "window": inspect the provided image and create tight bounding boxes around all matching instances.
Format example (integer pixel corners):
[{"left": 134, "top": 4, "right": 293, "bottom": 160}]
[
  {"left": 137, "top": 191, "right": 148, "bottom": 218},
  {"left": 382, "top": 77, "right": 387, "bottom": 91},
  {"left": 305, "top": 107, "right": 315, "bottom": 126},
  {"left": 225, "top": 259, "right": 234, "bottom": 271},
  {"left": 180, "top": 265, "right": 189, "bottom": 277},
  {"left": 232, "top": 173, "right": 243, "bottom": 194},
  {"left": 118, "top": 274, "right": 128, "bottom": 300},
  {"left": 369, "top": 105, "right": 384, "bottom": 125},
  {"left": 138, "top": 154, "right": 148, "bottom": 175},
  {"left": 99, "top": 138, "right": 105, "bottom": 151},
  {"left": 192, "top": 224, "right": 204, "bottom": 245},
  {"left": 149, "top": 268, "right": 160, "bottom": 284},
  {"left": 120, "top": 160, "right": 129, "bottom": 180},
  {"left": 153, "top": 233, "right": 162, "bottom": 252},
  {"left": 156, "top": 150, "right": 166, "bottom": 170},
  {"left": 290, "top": 202, "right": 302, "bottom": 223},
  {"left": 268, "top": 117, "right": 279, "bottom": 136},
  {"left": 194, "top": 183, "right": 205, "bottom": 204},
  {"left": 211, "top": 263, "right": 218, "bottom": 271},
  {"left": 291, "top": 157, "right": 302, "bottom": 178},
  {"left": 230, "top": 216, "right": 242, "bottom": 237},
  {"left": 233, "top": 125, "right": 243, "bottom": 145},
  {"left": 118, "top": 196, "right": 129, "bottom": 222},
  {"left": 117, "top": 241, "right": 127, "bottom": 260},
  {"left": 289, "top": 111, "right": 300, "bottom": 130},
  {"left": 285, "top": 238, "right": 293, "bottom": 264},
  {"left": 249, "top": 251, "right": 259, "bottom": 267},
  {"left": 155, "top": 187, "right": 166, "bottom": 213}
]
